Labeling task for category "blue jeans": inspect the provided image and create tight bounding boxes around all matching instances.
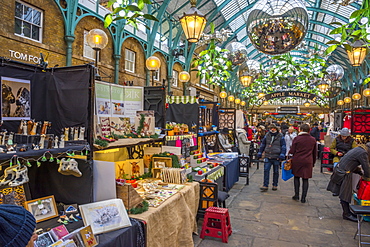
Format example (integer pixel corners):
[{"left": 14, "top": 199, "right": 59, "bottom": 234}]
[{"left": 263, "top": 158, "right": 280, "bottom": 187}]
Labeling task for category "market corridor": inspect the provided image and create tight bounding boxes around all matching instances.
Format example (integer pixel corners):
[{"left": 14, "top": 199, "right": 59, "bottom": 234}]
[{"left": 194, "top": 162, "right": 370, "bottom": 247}]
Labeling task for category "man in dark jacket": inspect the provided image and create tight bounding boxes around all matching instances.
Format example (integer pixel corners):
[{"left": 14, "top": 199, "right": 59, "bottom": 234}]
[
  {"left": 327, "top": 144, "right": 370, "bottom": 222},
  {"left": 310, "top": 123, "right": 322, "bottom": 142},
  {"left": 257, "top": 124, "right": 286, "bottom": 191}
]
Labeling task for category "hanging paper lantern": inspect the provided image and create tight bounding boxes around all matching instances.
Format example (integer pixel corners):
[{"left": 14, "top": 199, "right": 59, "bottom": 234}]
[
  {"left": 326, "top": 64, "right": 344, "bottom": 81},
  {"left": 246, "top": 0, "right": 309, "bottom": 55},
  {"left": 225, "top": 42, "right": 248, "bottom": 66}
]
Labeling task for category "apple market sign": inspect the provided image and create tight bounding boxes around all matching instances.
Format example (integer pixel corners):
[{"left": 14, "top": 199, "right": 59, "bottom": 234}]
[
  {"left": 264, "top": 91, "right": 317, "bottom": 101},
  {"left": 8, "top": 50, "right": 41, "bottom": 64}
]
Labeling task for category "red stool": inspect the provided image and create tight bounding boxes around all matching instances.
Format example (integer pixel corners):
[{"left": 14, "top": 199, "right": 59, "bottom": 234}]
[{"left": 200, "top": 207, "right": 232, "bottom": 243}]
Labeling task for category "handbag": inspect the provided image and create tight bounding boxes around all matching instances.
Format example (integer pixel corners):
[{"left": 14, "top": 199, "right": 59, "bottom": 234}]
[
  {"left": 282, "top": 161, "right": 294, "bottom": 181},
  {"left": 284, "top": 159, "right": 292, "bottom": 170}
]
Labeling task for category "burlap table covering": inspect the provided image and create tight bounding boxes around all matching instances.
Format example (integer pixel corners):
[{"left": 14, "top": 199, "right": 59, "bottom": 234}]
[{"left": 131, "top": 182, "right": 200, "bottom": 247}]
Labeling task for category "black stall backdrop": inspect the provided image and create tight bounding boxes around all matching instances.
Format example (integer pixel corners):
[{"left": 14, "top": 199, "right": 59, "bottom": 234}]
[{"left": 0, "top": 58, "right": 94, "bottom": 204}]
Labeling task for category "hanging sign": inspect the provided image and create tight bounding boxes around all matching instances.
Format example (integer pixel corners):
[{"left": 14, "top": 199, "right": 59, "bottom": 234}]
[{"left": 264, "top": 91, "right": 317, "bottom": 101}]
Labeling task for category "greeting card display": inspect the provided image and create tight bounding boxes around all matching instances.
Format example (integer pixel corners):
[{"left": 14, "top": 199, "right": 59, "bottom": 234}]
[
  {"left": 99, "top": 117, "right": 111, "bottom": 137},
  {"left": 35, "top": 232, "right": 54, "bottom": 247},
  {"left": 80, "top": 225, "right": 98, "bottom": 247},
  {"left": 50, "top": 225, "right": 69, "bottom": 241},
  {"left": 109, "top": 117, "right": 131, "bottom": 135}
]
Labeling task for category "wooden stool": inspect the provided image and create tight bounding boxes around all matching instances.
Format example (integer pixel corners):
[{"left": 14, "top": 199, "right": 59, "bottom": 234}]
[
  {"left": 350, "top": 205, "right": 370, "bottom": 247},
  {"left": 200, "top": 207, "right": 232, "bottom": 243}
]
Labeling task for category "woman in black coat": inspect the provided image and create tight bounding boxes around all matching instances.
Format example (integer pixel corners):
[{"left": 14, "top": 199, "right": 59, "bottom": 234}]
[{"left": 327, "top": 143, "right": 370, "bottom": 221}]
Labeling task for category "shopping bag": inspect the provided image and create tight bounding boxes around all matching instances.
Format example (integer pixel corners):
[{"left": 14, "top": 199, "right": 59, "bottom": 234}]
[
  {"left": 357, "top": 178, "right": 370, "bottom": 200},
  {"left": 282, "top": 161, "right": 294, "bottom": 181}
]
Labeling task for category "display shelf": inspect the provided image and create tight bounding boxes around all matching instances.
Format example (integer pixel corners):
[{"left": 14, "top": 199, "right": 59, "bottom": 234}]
[
  {"left": 93, "top": 137, "right": 165, "bottom": 151},
  {"left": 0, "top": 144, "right": 89, "bottom": 161}
]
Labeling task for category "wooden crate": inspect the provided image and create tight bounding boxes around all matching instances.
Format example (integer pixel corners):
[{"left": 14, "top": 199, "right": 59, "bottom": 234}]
[
  {"left": 152, "top": 157, "right": 172, "bottom": 168},
  {"left": 116, "top": 184, "right": 143, "bottom": 210}
]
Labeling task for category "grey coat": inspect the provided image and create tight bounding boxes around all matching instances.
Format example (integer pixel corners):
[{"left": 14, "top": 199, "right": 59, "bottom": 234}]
[
  {"left": 327, "top": 146, "right": 370, "bottom": 203},
  {"left": 237, "top": 130, "right": 251, "bottom": 156}
]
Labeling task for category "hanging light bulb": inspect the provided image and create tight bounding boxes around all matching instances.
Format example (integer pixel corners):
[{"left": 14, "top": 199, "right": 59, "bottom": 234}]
[
  {"left": 228, "top": 95, "right": 235, "bottom": 102},
  {"left": 317, "top": 81, "right": 330, "bottom": 93},
  {"left": 240, "top": 101, "right": 246, "bottom": 106},
  {"left": 235, "top": 98, "right": 241, "bottom": 104},
  {"left": 363, "top": 88, "right": 370, "bottom": 97},
  {"left": 344, "top": 97, "right": 351, "bottom": 103},
  {"left": 263, "top": 101, "right": 268, "bottom": 105},
  {"left": 257, "top": 92, "right": 265, "bottom": 98},
  {"left": 352, "top": 93, "right": 361, "bottom": 100},
  {"left": 304, "top": 101, "right": 310, "bottom": 107},
  {"left": 337, "top": 100, "right": 344, "bottom": 106},
  {"left": 219, "top": 91, "right": 227, "bottom": 98}
]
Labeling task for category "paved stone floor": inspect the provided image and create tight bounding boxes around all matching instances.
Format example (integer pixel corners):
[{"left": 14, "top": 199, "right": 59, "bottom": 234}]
[{"left": 193, "top": 161, "right": 370, "bottom": 247}]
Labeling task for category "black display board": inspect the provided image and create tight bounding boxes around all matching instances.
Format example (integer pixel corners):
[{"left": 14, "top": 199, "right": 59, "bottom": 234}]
[{"left": 166, "top": 103, "right": 199, "bottom": 129}]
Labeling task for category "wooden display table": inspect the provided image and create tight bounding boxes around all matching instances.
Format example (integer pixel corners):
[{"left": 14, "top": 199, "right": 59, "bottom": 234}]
[{"left": 130, "top": 182, "right": 199, "bottom": 247}]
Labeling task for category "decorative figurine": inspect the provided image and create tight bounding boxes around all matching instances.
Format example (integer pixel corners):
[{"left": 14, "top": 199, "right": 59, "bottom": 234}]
[
  {"left": 59, "top": 135, "right": 65, "bottom": 148},
  {"left": 7, "top": 132, "right": 14, "bottom": 146},
  {"left": 78, "top": 127, "right": 85, "bottom": 140},
  {"left": 30, "top": 122, "right": 38, "bottom": 135},
  {"left": 74, "top": 127, "right": 79, "bottom": 141},
  {"left": 64, "top": 128, "right": 69, "bottom": 141},
  {"left": 22, "top": 121, "right": 28, "bottom": 135},
  {"left": 47, "top": 135, "right": 53, "bottom": 149},
  {"left": 41, "top": 121, "right": 49, "bottom": 135},
  {"left": 27, "top": 120, "right": 34, "bottom": 135},
  {"left": 54, "top": 136, "right": 59, "bottom": 149},
  {"left": 69, "top": 127, "right": 74, "bottom": 141},
  {"left": 1, "top": 131, "right": 6, "bottom": 146},
  {"left": 39, "top": 134, "right": 46, "bottom": 149}
]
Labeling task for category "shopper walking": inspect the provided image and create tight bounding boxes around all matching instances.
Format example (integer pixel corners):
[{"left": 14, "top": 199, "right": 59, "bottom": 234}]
[
  {"left": 284, "top": 126, "right": 297, "bottom": 158},
  {"left": 236, "top": 128, "right": 251, "bottom": 156},
  {"left": 327, "top": 144, "right": 370, "bottom": 221},
  {"left": 288, "top": 124, "right": 317, "bottom": 203},
  {"left": 257, "top": 124, "right": 286, "bottom": 192},
  {"left": 310, "top": 123, "right": 323, "bottom": 142},
  {"left": 330, "top": 128, "right": 357, "bottom": 164}
]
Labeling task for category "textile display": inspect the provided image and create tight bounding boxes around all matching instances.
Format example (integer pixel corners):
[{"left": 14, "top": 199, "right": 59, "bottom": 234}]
[
  {"left": 131, "top": 182, "right": 199, "bottom": 247},
  {"left": 166, "top": 103, "right": 199, "bottom": 129},
  {"left": 351, "top": 109, "right": 370, "bottom": 135},
  {"left": 0, "top": 63, "right": 91, "bottom": 135}
]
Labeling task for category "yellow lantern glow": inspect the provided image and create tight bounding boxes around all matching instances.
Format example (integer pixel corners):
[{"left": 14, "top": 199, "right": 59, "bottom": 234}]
[
  {"left": 337, "top": 100, "right": 344, "bottom": 106},
  {"left": 263, "top": 101, "right": 268, "bottom": 105},
  {"left": 228, "top": 95, "right": 235, "bottom": 102},
  {"left": 346, "top": 40, "right": 368, "bottom": 67},
  {"left": 178, "top": 71, "right": 190, "bottom": 82},
  {"left": 219, "top": 91, "right": 227, "bottom": 99},
  {"left": 179, "top": 0, "right": 207, "bottom": 43},
  {"left": 344, "top": 97, "right": 351, "bottom": 103},
  {"left": 86, "top": 29, "right": 108, "bottom": 50},
  {"left": 240, "top": 101, "right": 246, "bottom": 106},
  {"left": 363, "top": 88, "right": 370, "bottom": 97},
  {"left": 304, "top": 101, "right": 310, "bottom": 107},
  {"left": 234, "top": 98, "right": 241, "bottom": 104},
  {"left": 146, "top": 56, "right": 161, "bottom": 71},
  {"left": 257, "top": 92, "right": 265, "bottom": 98},
  {"left": 352, "top": 93, "right": 361, "bottom": 101},
  {"left": 240, "top": 75, "right": 253, "bottom": 87},
  {"left": 317, "top": 81, "right": 329, "bottom": 93}
]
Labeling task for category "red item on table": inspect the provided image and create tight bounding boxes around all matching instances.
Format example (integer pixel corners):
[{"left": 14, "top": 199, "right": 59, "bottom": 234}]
[{"left": 357, "top": 178, "right": 370, "bottom": 200}]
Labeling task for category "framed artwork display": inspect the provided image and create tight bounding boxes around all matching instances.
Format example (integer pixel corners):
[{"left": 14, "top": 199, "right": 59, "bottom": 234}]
[
  {"left": 24, "top": 195, "right": 58, "bottom": 223},
  {"left": 79, "top": 199, "right": 131, "bottom": 234}
]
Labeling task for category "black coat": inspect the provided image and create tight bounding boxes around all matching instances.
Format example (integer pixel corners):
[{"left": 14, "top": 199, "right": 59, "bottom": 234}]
[
  {"left": 327, "top": 146, "right": 370, "bottom": 203},
  {"left": 310, "top": 127, "right": 321, "bottom": 141}
]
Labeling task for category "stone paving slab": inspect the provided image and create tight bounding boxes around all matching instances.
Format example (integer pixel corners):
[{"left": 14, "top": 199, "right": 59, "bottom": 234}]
[{"left": 193, "top": 162, "right": 368, "bottom": 247}]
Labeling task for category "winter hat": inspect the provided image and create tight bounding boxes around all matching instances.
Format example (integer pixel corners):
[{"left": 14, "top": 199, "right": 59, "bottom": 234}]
[
  {"left": 268, "top": 124, "right": 278, "bottom": 130},
  {"left": 0, "top": 204, "right": 36, "bottom": 247},
  {"left": 340, "top": 128, "right": 350, "bottom": 137},
  {"left": 221, "top": 128, "right": 230, "bottom": 134}
]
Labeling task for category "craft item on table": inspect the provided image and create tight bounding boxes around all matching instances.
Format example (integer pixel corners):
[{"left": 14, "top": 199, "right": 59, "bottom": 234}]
[
  {"left": 48, "top": 135, "right": 54, "bottom": 149},
  {"left": 60, "top": 135, "right": 65, "bottom": 148},
  {"left": 0, "top": 185, "right": 26, "bottom": 206},
  {"left": 39, "top": 134, "right": 46, "bottom": 149},
  {"left": 74, "top": 127, "right": 79, "bottom": 141},
  {"left": 69, "top": 127, "right": 75, "bottom": 141},
  {"left": 109, "top": 117, "right": 130, "bottom": 135},
  {"left": 54, "top": 136, "right": 59, "bottom": 148},
  {"left": 99, "top": 117, "right": 111, "bottom": 137},
  {"left": 41, "top": 121, "right": 49, "bottom": 135},
  {"left": 64, "top": 204, "right": 78, "bottom": 214},
  {"left": 152, "top": 168, "right": 162, "bottom": 179},
  {"left": 160, "top": 168, "right": 186, "bottom": 184},
  {"left": 154, "top": 161, "right": 166, "bottom": 168},
  {"left": 17, "top": 120, "right": 23, "bottom": 134},
  {"left": 30, "top": 121, "right": 38, "bottom": 135},
  {"left": 61, "top": 228, "right": 84, "bottom": 246},
  {"left": 79, "top": 198, "right": 131, "bottom": 235},
  {"left": 152, "top": 157, "right": 172, "bottom": 168},
  {"left": 5, "top": 143, "right": 16, "bottom": 153},
  {"left": 64, "top": 128, "right": 69, "bottom": 141},
  {"left": 50, "top": 224, "right": 70, "bottom": 241},
  {"left": 116, "top": 183, "right": 143, "bottom": 210},
  {"left": 35, "top": 232, "right": 55, "bottom": 247},
  {"left": 78, "top": 127, "right": 85, "bottom": 140},
  {"left": 22, "top": 120, "right": 28, "bottom": 135},
  {"left": 27, "top": 120, "right": 33, "bottom": 134},
  {"left": 79, "top": 225, "right": 98, "bottom": 247},
  {"left": 139, "top": 183, "right": 185, "bottom": 208},
  {"left": 18, "top": 144, "right": 27, "bottom": 152},
  {"left": 7, "top": 132, "right": 14, "bottom": 145}
]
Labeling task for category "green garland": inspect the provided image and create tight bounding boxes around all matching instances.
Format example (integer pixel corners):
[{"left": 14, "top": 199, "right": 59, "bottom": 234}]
[
  {"left": 151, "top": 152, "right": 180, "bottom": 168},
  {"left": 129, "top": 200, "right": 149, "bottom": 214},
  {"left": 94, "top": 139, "right": 109, "bottom": 147}
]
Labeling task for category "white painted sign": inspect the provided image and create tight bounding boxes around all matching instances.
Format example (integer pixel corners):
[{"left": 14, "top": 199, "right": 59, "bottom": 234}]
[{"left": 8, "top": 50, "right": 41, "bottom": 64}]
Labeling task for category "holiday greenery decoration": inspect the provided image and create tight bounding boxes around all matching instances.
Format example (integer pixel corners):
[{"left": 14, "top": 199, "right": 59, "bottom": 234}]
[
  {"left": 129, "top": 200, "right": 149, "bottom": 214},
  {"left": 192, "top": 23, "right": 233, "bottom": 86}
]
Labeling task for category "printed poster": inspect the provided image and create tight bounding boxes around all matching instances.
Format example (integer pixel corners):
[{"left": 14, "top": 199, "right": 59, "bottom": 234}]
[
  {"left": 111, "top": 85, "right": 124, "bottom": 117},
  {"left": 1, "top": 77, "right": 31, "bottom": 120},
  {"left": 95, "top": 82, "right": 111, "bottom": 117},
  {"left": 123, "top": 86, "right": 143, "bottom": 124}
]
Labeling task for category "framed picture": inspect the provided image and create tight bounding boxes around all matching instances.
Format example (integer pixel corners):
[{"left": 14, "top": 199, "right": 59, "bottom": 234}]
[
  {"left": 24, "top": 195, "right": 58, "bottom": 223},
  {"left": 34, "top": 232, "right": 55, "bottom": 247},
  {"left": 79, "top": 199, "right": 131, "bottom": 234}
]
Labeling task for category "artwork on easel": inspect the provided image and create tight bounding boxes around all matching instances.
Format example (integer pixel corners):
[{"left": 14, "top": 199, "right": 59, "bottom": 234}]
[
  {"left": 115, "top": 159, "right": 144, "bottom": 179},
  {"left": 135, "top": 111, "right": 155, "bottom": 136}
]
